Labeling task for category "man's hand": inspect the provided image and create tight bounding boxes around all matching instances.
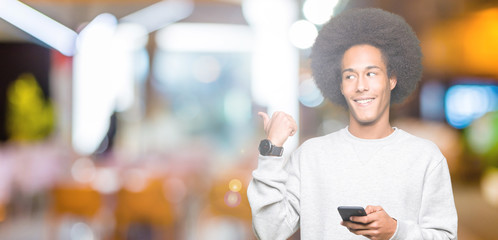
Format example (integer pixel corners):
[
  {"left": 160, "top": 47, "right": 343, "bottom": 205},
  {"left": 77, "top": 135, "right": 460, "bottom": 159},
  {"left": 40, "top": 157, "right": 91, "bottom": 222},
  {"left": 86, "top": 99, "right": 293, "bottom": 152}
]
[
  {"left": 258, "top": 111, "right": 297, "bottom": 147},
  {"left": 340, "top": 205, "right": 397, "bottom": 240}
]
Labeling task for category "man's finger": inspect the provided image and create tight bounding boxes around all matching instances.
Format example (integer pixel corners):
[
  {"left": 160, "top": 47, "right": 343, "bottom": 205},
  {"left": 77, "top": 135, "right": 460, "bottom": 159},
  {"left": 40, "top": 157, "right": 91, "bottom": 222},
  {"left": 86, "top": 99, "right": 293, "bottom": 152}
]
[
  {"left": 341, "top": 221, "right": 369, "bottom": 231},
  {"left": 290, "top": 121, "right": 298, "bottom": 136},
  {"left": 365, "top": 205, "right": 383, "bottom": 214},
  {"left": 289, "top": 125, "right": 297, "bottom": 136},
  {"left": 349, "top": 215, "right": 372, "bottom": 224},
  {"left": 257, "top": 112, "right": 270, "bottom": 128}
]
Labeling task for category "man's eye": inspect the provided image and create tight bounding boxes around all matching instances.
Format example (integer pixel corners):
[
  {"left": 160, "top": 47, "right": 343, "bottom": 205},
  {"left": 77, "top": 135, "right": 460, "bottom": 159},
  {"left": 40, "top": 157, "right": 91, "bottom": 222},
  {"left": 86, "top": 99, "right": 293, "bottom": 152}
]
[
  {"left": 345, "top": 75, "right": 355, "bottom": 80},
  {"left": 367, "top": 72, "right": 377, "bottom": 77}
]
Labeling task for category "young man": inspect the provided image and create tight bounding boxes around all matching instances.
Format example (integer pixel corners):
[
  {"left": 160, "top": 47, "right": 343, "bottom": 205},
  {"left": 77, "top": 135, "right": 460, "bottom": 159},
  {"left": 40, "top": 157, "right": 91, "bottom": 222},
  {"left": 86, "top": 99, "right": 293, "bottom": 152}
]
[{"left": 247, "top": 8, "right": 458, "bottom": 240}]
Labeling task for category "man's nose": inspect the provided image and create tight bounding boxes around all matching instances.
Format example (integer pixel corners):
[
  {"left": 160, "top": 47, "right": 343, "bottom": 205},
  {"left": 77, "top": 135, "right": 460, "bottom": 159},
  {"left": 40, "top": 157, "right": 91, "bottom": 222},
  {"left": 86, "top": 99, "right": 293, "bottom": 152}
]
[{"left": 356, "top": 75, "right": 369, "bottom": 92}]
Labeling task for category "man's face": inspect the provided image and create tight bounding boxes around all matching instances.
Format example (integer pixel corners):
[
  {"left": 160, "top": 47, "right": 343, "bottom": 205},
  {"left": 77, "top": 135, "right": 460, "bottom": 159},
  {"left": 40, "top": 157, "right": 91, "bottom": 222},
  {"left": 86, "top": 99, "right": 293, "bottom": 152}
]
[{"left": 340, "top": 44, "right": 397, "bottom": 126}]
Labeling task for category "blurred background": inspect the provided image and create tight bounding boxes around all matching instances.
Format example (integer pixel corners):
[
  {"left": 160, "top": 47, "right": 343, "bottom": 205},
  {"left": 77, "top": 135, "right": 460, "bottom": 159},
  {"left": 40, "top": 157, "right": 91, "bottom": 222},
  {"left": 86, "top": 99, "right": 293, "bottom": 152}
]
[{"left": 0, "top": 0, "right": 497, "bottom": 239}]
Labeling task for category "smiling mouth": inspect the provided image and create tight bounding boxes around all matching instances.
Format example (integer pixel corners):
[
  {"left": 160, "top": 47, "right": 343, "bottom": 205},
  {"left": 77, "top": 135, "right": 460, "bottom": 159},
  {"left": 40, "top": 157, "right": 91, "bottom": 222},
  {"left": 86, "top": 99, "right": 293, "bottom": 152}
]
[{"left": 354, "top": 98, "right": 374, "bottom": 104}]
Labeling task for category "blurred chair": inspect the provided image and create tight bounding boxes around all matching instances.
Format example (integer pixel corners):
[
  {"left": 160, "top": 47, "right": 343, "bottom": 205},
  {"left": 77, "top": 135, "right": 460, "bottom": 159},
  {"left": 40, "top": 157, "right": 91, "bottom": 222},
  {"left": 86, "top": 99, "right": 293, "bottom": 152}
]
[
  {"left": 0, "top": 203, "right": 6, "bottom": 223},
  {"left": 113, "top": 177, "right": 176, "bottom": 240},
  {"left": 48, "top": 184, "right": 103, "bottom": 239}
]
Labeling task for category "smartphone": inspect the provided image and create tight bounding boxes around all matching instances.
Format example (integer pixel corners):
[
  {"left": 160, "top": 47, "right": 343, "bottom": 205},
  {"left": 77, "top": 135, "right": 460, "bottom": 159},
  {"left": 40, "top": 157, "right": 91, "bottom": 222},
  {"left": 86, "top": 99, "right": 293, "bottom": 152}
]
[{"left": 337, "top": 206, "right": 367, "bottom": 221}]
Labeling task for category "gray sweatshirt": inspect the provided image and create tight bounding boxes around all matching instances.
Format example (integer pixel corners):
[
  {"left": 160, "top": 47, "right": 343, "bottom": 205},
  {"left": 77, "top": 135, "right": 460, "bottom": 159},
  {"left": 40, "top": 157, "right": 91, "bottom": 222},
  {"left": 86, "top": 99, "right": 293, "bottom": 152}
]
[{"left": 248, "top": 127, "right": 458, "bottom": 239}]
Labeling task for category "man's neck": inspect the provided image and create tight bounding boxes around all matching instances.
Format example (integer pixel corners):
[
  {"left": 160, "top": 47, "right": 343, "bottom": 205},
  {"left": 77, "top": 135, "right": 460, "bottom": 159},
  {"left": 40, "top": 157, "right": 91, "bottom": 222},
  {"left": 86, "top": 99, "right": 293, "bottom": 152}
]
[{"left": 348, "top": 120, "right": 394, "bottom": 139}]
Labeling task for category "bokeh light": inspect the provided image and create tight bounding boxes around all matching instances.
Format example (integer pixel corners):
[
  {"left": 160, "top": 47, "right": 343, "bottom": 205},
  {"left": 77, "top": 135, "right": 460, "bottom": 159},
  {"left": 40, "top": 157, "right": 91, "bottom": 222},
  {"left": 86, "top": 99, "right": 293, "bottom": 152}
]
[
  {"left": 299, "top": 78, "right": 324, "bottom": 108},
  {"left": 445, "top": 84, "right": 498, "bottom": 129},
  {"left": 71, "top": 157, "right": 96, "bottom": 183},
  {"left": 481, "top": 168, "right": 498, "bottom": 207},
  {"left": 70, "top": 222, "right": 95, "bottom": 240},
  {"left": 302, "top": 0, "right": 339, "bottom": 25},
  {"left": 466, "top": 112, "right": 498, "bottom": 155},
  {"left": 122, "top": 168, "right": 148, "bottom": 193},
  {"left": 91, "top": 168, "right": 120, "bottom": 194},
  {"left": 228, "top": 179, "right": 242, "bottom": 193},
  {"left": 224, "top": 191, "right": 241, "bottom": 208},
  {"left": 289, "top": 20, "right": 318, "bottom": 49},
  {"left": 465, "top": 111, "right": 498, "bottom": 169}
]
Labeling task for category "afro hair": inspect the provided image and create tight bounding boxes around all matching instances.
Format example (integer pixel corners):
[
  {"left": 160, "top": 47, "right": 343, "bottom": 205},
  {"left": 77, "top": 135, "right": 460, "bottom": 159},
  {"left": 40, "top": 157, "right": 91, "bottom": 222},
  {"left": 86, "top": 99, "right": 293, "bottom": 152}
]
[{"left": 310, "top": 8, "right": 423, "bottom": 108}]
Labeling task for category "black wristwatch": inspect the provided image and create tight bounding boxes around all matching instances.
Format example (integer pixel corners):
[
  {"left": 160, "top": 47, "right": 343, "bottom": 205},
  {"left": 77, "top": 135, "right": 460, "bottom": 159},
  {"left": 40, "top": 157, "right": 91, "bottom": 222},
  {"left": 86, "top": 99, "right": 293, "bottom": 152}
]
[{"left": 258, "top": 139, "right": 284, "bottom": 156}]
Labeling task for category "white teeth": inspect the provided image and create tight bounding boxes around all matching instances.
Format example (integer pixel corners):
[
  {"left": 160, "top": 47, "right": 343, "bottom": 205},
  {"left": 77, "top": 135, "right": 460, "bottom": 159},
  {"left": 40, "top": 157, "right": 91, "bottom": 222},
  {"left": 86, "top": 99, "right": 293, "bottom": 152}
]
[{"left": 355, "top": 99, "right": 373, "bottom": 104}]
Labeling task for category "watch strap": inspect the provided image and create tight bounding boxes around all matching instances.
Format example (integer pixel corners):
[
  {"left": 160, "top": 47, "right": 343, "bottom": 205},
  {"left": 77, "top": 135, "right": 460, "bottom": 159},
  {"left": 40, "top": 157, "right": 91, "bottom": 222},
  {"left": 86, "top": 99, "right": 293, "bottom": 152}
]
[{"left": 269, "top": 145, "right": 283, "bottom": 156}]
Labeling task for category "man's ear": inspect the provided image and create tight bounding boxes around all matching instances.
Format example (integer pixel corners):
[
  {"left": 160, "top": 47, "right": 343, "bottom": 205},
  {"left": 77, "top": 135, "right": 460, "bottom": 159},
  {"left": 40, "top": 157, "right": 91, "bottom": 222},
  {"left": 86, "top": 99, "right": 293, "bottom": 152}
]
[{"left": 389, "top": 76, "right": 397, "bottom": 90}]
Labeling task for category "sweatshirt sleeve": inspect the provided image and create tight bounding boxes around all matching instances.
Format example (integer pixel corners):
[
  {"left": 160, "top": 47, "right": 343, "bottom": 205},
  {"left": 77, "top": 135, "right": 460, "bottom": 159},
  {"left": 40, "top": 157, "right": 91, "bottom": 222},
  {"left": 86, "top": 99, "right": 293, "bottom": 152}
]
[
  {"left": 247, "top": 151, "right": 301, "bottom": 240},
  {"left": 391, "top": 157, "right": 458, "bottom": 240}
]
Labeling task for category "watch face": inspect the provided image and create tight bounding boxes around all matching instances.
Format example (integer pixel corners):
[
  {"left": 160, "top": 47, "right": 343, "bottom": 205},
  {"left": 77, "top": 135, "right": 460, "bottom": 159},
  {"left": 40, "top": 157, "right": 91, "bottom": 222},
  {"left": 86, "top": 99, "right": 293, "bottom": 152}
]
[{"left": 259, "top": 139, "right": 272, "bottom": 155}]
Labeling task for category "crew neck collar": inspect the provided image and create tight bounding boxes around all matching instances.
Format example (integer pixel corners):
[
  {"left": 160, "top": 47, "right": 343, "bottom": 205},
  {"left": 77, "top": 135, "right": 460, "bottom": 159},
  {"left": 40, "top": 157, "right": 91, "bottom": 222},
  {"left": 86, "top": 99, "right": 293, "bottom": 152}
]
[{"left": 342, "top": 126, "right": 399, "bottom": 143}]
